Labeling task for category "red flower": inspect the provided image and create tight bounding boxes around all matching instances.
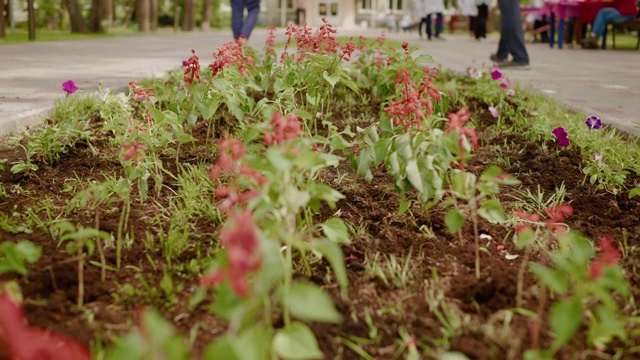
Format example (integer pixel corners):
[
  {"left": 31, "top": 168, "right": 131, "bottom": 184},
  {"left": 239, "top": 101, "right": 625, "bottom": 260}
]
[
  {"left": 121, "top": 140, "right": 147, "bottom": 162},
  {"left": 0, "top": 291, "right": 91, "bottom": 360},
  {"left": 263, "top": 111, "right": 302, "bottom": 146},
  {"left": 543, "top": 205, "right": 573, "bottom": 234},
  {"left": 199, "top": 210, "right": 262, "bottom": 297},
  {"left": 183, "top": 49, "right": 201, "bottom": 84},
  {"left": 589, "top": 235, "right": 622, "bottom": 280},
  {"left": 209, "top": 39, "right": 255, "bottom": 77},
  {"left": 129, "top": 79, "right": 154, "bottom": 102}
]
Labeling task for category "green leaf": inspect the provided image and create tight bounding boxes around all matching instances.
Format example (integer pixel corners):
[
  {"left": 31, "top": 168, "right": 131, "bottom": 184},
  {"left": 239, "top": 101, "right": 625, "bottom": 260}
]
[
  {"left": 515, "top": 229, "right": 536, "bottom": 249},
  {"left": 322, "top": 70, "right": 341, "bottom": 89},
  {"left": 197, "top": 99, "right": 219, "bottom": 120},
  {"left": 444, "top": 209, "right": 465, "bottom": 234},
  {"left": 232, "top": 326, "right": 272, "bottom": 360},
  {"left": 320, "top": 218, "right": 350, "bottom": 244},
  {"left": 308, "top": 183, "right": 345, "bottom": 211},
  {"left": 629, "top": 187, "right": 640, "bottom": 199},
  {"left": 529, "top": 263, "right": 569, "bottom": 294},
  {"left": 398, "top": 198, "right": 411, "bottom": 215},
  {"left": 478, "top": 199, "right": 506, "bottom": 223},
  {"left": 202, "top": 335, "right": 239, "bottom": 360},
  {"left": 406, "top": 159, "right": 424, "bottom": 193},
  {"left": 550, "top": 297, "right": 583, "bottom": 352},
  {"left": 272, "top": 322, "right": 324, "bottom": 360},
  {"left": 313, "top": 240, "right": 348, "bottom": 296},
  {"left": 283, "top": 282, "right": 342, "bottom": 323}
]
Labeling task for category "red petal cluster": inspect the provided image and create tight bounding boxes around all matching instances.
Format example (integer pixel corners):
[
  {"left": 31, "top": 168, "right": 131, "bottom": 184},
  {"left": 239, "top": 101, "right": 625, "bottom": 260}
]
[
  {"left": 0, "top": 292, "right": 91, "bottom": 360},
  {"left": 383, "top": 67, "right": 441, "bottom": 133},
  {"left": 128, "top": 79, "right": 155, "bottom": 102},
  {"left": 263, "top": 111, "right": 302, "bottom": 146},
  {"left": 282, "top": 18, "right": 341, "bottom": 63},
  {"left": 446, "top": 108, "right": 478, "bottom": 170},
  {"left": 514, "top": 209, "right": 541, "bottom": 233},
  {"left": 209, "top": 138, "right": 266, "bottom": 212},
  {"left": 209, "top": 39, "right": 255, "bottom": 77},
  {"left": 183, "top": 49, "right": 201, "bottom": 84},
  {"left": 589, "top": 235, "right": 622, "bottom": 280},
  {"left": 121, "top": 140, "right": 147, "bottom": 162},
  {"left": 265, "top": 25, "right": 277, "bottom": 58},
  {"left": 199, "top": 210, "right": 262, "bottom": 297},
  {"left": 544, "top": 205, "right": 573, "bottom": 234}
]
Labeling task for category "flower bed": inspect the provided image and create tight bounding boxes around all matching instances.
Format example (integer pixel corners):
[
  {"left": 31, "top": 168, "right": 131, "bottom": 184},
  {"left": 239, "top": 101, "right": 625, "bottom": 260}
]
[{"left": 0, "top": 21, "right": 639, "bottom": 360}]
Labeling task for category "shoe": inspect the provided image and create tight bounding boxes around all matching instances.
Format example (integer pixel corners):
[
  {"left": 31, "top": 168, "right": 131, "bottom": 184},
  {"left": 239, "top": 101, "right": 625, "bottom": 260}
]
[
  {"left": 490, "top": 53, "right": 507, "bottom": 62},
  {"left": 580, "top": 37, "right": 598, "bottom": 49},
  {"left": 497, "top": 60, "right": 530, "bottom": 69}
]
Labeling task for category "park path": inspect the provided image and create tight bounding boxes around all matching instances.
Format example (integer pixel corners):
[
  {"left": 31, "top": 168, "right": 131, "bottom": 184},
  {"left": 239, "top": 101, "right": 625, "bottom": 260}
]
[{"left": 0, "top": 27, "right": 639, "bottom": 136}]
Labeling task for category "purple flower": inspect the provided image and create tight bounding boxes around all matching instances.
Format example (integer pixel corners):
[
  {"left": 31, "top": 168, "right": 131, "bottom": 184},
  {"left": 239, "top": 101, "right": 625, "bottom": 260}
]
[
  {"left": 491, "top": 64, "right": 502, "bottom": 80},
  {"left": 585, "top": 115, "right": 602, "bottom": 130},
  {"left": 552, "top": 127, "right": 570, "bottom": 147},
  {"left": 62, "top": 80, "right": 78, "bottom": 94},
  {"left": 182, "top": 60, "right": 188, "bottom": 67},
  {"left": 500, "top": 77, "right": 511, "bottom": 89},
  {"left": 488, "top": 106, "right": 499, "bottom": 118}
]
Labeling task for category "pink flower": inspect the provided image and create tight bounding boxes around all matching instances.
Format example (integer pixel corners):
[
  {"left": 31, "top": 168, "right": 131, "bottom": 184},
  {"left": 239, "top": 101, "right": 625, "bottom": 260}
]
[
  {"left": 500, "top": 77, "right": 511, "bottom": 89},
  {"left": 505, "top": 89, "right": 516, "bottom": 96},
  {"left": 488, "top": 106, "right": 499, "bottom": 118},
  {"left": 199, "top": 210, "right": 262, "bottom": 297},
  {"left": 62, "top": 80, "right": 78, "bottom": 94},
  {"left": 589, "top": 235, "right": 622, "bottom": 280},
  {"left": 468, "top": 67, "right": 482, "bottom": 79},
  {"left": 0, "top": 291, "right": 91, "bottom": 360}
]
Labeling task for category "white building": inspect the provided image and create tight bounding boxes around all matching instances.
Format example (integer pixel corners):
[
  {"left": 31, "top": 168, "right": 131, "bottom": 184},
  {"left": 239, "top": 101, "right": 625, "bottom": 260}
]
[{"left": 261, "top": 0, "right": 410, "bottom": 30}]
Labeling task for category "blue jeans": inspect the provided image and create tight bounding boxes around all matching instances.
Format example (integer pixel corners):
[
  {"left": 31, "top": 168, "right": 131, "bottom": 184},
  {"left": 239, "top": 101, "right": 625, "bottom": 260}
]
[
  {"left": 591, "top": 8, "right": 636, "bottom": 39},
  {"left": 231, "top": 0, "right": 260, "bottom": 40},
  {"left": 496, "top": 0, "right": 529, "bottom": 64}
]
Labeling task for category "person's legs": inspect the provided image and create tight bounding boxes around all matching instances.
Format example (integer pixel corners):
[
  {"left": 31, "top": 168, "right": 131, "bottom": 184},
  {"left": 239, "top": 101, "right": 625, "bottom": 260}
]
[
  {"left": 240, "top": 0, "right": 260, "bottom": 39},
  {"left": 476, "top": 4, "right": 488, "bottom": 39},
  {"left": 418, "top": 16, "right": 426, "bottom": 38},
  {"left": 426, "top": 14, "right": 433, "bottom": 39},
  {"left": 469, "top": 15, "right": 477, "bottom": 38},
  {"left": 230, "top": 0, "right": 244, "bottom": 40},
  {"left": 435, "top": 12, "right": 443, "bottom": 37},
  {"left": 498, "top": 0, "right": 529, "bottom": 64},
  {"left": 590, "top": 8, "right": 633, "bottom": 39}
]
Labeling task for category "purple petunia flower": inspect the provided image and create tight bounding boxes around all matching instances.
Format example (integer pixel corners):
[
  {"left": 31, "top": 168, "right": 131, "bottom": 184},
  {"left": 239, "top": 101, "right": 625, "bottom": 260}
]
[
  {"left": 488, "top": 106, "right": 499, "bottom": 118},
  {"left": 62, "top": 80, "right": 78, "bottom": 94},
  {"left": 585, "top": 115, "right": 602, "bottom": 130},
  {"left": 491, "top": 64, "right": 502, "bottom": 80},
  {"left": 500, "top": 77, "right": 511, "bottom": 89},
  {"left": 182, "top": 60, "right": 189, "bottom": 67},
  {"left": 552, "top": 127, "right": 570, "bottom": 147}
]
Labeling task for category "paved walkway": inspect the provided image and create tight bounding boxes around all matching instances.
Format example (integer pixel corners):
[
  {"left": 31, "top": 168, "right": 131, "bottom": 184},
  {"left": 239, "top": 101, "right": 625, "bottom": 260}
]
[{"left": 1, "top": 27, "right": 639, "bottom": 136}]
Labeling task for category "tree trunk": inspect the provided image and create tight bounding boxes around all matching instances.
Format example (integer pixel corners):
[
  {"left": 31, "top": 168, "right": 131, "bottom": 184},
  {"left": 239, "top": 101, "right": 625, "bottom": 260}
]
[
  {"left": 136, "top": 0, "right": 150, "bottom": 32},
  {"left": 0, "top": 0, "right": 6, "bottom": 38},
  {"left": 89, "top": 0, "right": 104, "bottom": 33},
  {"left": 102, "top": 0, "right": 113, "bottom": 28},
  {"left": 201, "top": 0, "right": 211, "bottom": 31},
  {"left": 182, "top": 0, "right": 195, "bottom": 31},
  {"left": 150, "top": 0, "right": 158, "bottom": 31},
  {"left": 64, "top": 0, "right": 86, "bottom": 33},
  {"left": 123, "top": 0, "right": 136, "bottom": 27}
]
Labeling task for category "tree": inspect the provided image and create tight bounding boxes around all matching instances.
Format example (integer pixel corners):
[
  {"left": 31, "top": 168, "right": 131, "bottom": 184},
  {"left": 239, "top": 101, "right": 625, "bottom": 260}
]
[
  {"left": 102, "top": 0, "right": 113, "bottom": 28},
  {"left": 136, "top": 0, "right": 150, "bottom": 32},
  {"left": 89, "top": 0, "right": 104, "bottom": 32},
  {"left": 150, "top": 0, "right": 158, "bottom": 31},
  {"left": 64, "top": 0, "right": 86, "bottom": 33},
  {"left": 201, "top": 0, "right": 211, "bottom": 30},
  {"left": 182, "top": 0, "right": 195, "bottom": 31},
  {"left": 0, "top": 0, "right": 6, "bottom": 38}
]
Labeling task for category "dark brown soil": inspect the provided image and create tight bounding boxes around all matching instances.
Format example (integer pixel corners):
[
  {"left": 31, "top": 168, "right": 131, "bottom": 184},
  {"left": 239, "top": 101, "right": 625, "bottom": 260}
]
[{"left": 0, "top": 89, "right": 638, "bottom": 360}]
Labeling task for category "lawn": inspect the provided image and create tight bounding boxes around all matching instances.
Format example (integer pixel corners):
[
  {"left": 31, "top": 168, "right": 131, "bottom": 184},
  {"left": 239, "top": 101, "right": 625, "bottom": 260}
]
[{"left": 0, "top": 23, "right": 639, "bottom": 360}]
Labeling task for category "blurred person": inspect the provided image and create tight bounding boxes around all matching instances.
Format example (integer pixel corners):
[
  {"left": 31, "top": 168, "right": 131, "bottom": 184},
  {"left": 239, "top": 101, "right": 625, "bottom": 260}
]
[
  {"left": 474, "top": 0, "right": 491, "bottom": 40},
  {"left": 458, "top": 0, "right": 478, "bottom": 38},
  {"left": 231, "top": 0, "right": 260, "bottom": 40},
  {"left": 523, "top": 0, "right": 549, "bottom": 43},
  {"left": 580, "top": 0, "right": 638, "bottom": 49},
  {"left": 490, "top": 0, "right": 529, "bottom": 67},
  {"left": 424, "top": 0, "right": 446, "bottom": 40},
  {"left": 387, "top": 12, "right": 398, "bottom": 32}
]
